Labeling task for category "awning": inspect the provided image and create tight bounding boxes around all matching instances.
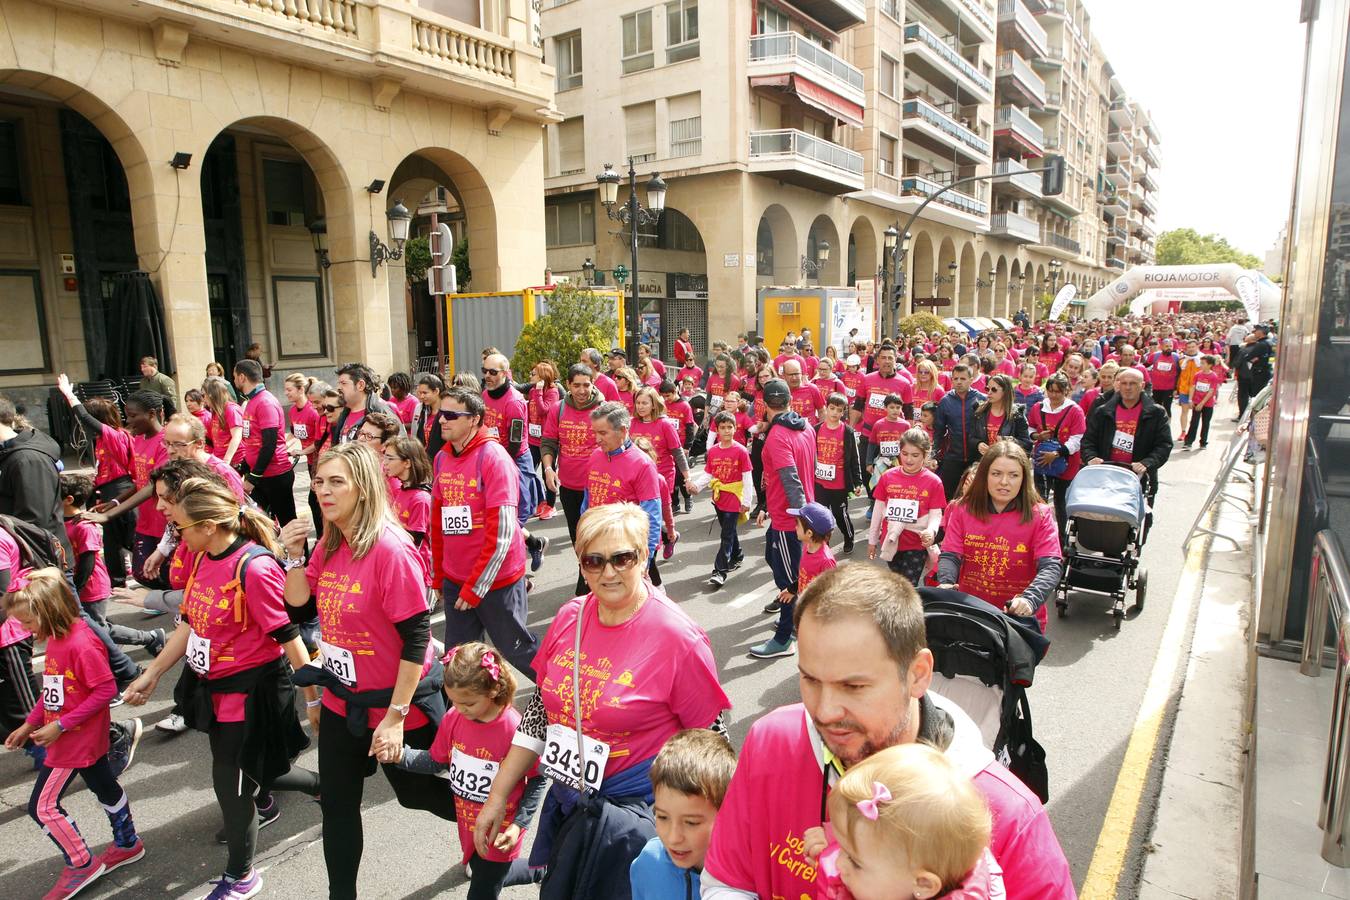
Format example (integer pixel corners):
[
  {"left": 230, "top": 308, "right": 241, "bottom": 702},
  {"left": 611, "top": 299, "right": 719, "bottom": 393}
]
[{"left": 750, "top": 74, "right": 864, "bottom": 127}]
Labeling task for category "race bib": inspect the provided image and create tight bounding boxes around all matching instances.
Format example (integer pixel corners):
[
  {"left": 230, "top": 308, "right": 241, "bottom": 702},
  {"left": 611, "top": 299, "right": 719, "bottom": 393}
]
[
  {"left": 709, "top": 394, "right": 724, "bottom": 410},
  {"left": 42, "top": 673, "right": 64, "bottom": 712},
  {"left": 1195, "top": 381, "right": 1211, "bottom": 393},
  {"left": 450, "top": 748, "right": 499, "bottom": 803},
  {"left": 845, "top": 387, "right": 857, "bottom": 398},
  {"left": 867, "top": 392, "right": 886, "bottom": 410},
  {"left": 540, "top": 723, "right": 610, "bottom": 792},
  {"left": 1112, "top": 431, "right": 1135, "bottom": 454},
  {"left": 441, "top": 505, "right": 473, "bottom": 536},
  {"left": 528, "top": 423, "right": 542, "bottom": 439},
  {"left": 815, "top": 461, "right": 837, "bottom": 482},
  {"left": 879, "top": 441, "right": 901, "bottom": 458},
  {"left": 885, "top": 498, "right": 920, "bottom": 524},
  {"left": 487, "top": 427, "right": 500, "bottom": 438},
  {"left": 186, "top": 630, "right": 211, "bottom": 676},
  {"left": 242, "top": 420, "right": 252, "bottom": 439},
  {"left": 293, "top": 424, "right": 309, "bottom": 440},
  {"left": 1156, "top": 362, "right": 1172, "bottom": 372},
  {"left": 319, "top": 640, "right": 357, "bottom": 687}
]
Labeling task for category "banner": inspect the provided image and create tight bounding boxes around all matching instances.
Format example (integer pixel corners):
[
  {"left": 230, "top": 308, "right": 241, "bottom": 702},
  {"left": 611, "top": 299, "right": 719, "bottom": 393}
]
[
  {"left": 1234, "top": 275, "right": 1261, "bottom": 321},
  {"left": 1049, "top": 283, "right": 1078, "bottom": 321}
]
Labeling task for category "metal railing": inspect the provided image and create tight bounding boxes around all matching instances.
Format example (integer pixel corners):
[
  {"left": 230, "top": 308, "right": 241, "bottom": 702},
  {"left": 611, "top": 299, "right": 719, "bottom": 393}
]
[
  {"left": 994, "top": 104, "right": 1045, "bottom": 147},
  {"left": 995, "top": 51, "right": 1046, "bottom": 104},
  {"left": 1040, "top": 231, "right": 1080, "bottom": 253},
  {"left": 748, "top": 32, "right": 865, "bottom": 92},
  {"left": 997, "top": 0, "right": 1048, "bottom": 55},
  {"left": 991, "top": 210, "right": 1039, "bottom": 240},
  {"left": 993, "top": 157, "right": 1042, "bottom": 194},
  {"left": 1301, "top": 529, "right": 1350, "bottom": 865},
  {"left": 902, "top": 98, "right": 991, "bottom": 155},
  {"left": 900, "top": 174, "right": 989, "bottom": 216},
  {"left": 902, "top": 22, "right": 993, "bottom": 93},
  {"left": 749, "top": 129, "right": 865, "bottom": 175}
]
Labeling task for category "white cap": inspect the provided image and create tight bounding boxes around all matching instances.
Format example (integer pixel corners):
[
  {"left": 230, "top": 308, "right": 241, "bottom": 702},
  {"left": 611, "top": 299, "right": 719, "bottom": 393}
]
[{"left": 846, "top": 354, "right": 861, "bottom": 366}]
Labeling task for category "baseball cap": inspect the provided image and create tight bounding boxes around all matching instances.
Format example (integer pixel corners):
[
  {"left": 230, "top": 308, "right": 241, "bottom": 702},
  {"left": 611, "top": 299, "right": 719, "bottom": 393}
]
[
  {"left": 762, "top": 379, "right": 791, "bottom": 408},
  {"left": 845, "top": 354, "right": 862, "bottom": 366},
  {"left": 788, "top": 502, "right": 836, "bottom": 536},
  {"left": 608, "top": 348, "right": 628, "bottom": 359}
]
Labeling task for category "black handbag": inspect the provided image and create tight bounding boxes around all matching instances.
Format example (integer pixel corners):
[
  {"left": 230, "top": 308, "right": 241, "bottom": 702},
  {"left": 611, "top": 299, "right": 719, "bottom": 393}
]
[{"left": 998, "top": 688, "right": 1050, "bottom": 803}]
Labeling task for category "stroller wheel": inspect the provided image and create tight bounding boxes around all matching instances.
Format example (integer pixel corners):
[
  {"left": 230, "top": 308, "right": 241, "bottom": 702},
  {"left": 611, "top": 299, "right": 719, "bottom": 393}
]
[
  {"left": 1112, "top": 598, "right": 1125, "bottom": 630},
  {"left": 1133, "top": 571, "right": 1148, "bottom": 611},
  {"left": 1056, "top": 595, "right": 1068, "bottom": 618}
]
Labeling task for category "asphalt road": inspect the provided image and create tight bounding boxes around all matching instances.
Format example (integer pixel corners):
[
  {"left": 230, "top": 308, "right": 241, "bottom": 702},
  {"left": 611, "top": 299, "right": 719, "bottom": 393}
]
[{"left": 0, "top": 402, "right": 1237, "bottom": 899}]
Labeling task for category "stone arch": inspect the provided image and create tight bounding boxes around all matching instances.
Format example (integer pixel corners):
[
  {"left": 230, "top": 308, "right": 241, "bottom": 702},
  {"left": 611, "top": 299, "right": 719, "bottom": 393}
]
[
  {"left": 805, "top": 214, "right": 841, "bottom": 286},
  {"left": 848, "top": 215, "right": 878, "bottom": 288},
  {"left": 758, "top": 203, "right": 798, "bottom": 286},
  {"left": 957, "top": 242, "right": 977, "bottom": 318},
  {"left": 393, "top": 147, "right": 498, "bottom": 291}
]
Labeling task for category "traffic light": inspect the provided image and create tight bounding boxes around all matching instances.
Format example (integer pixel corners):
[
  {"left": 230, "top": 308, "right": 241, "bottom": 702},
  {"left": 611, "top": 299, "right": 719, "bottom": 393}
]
[{"left": 1041, "top": 155, "right": 1066, "bottom": 196}]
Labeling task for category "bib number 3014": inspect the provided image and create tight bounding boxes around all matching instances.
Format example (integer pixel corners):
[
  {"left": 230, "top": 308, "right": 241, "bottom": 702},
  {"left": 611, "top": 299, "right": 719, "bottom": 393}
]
[{"left": 541, "top": 723, "right": 609, "bottom": 792}]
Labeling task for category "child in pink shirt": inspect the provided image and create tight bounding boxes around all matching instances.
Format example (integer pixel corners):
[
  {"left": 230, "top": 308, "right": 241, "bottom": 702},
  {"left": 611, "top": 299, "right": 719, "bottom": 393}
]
[
  {"left": 869, "top": 429, "right": 946, "bottom": 586},
  {"left": 793, "top": 502, "right": 837, "bottom": 598},
  {"left": 59, "top": 474, "right": 112, "bottom": 617},
  {"left": 702, "top": 412, "right": 754, "bottom": 588},
  {"left": 382, "top": 437, "right": 435, "bottom": 592},
  {"left": 1184, "top": 355, "right": 1223, "bottom": 450}
]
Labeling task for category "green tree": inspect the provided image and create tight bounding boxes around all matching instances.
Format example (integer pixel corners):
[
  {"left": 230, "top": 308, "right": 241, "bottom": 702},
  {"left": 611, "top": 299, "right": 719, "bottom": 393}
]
[
  {"left": 512, "top": 282, "right": 617, "bottom": 376},
  {"left": 452, "top": 236, "right": 471, "bottom": 291},
  {"left": 896, "top": 311, "right": 947, "bottom": 339},
  {"left": 403, "top": 235, "right": 431, "bottom": 285},
  {"left": 1155, "top": 228, "right": 1262, "bottom": 270}
]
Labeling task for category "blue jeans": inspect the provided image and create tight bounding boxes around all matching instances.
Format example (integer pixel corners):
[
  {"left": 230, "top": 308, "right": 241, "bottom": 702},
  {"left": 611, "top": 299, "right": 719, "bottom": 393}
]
[{"left": 714, "top": 509, "right": 741, "bottom": 574}]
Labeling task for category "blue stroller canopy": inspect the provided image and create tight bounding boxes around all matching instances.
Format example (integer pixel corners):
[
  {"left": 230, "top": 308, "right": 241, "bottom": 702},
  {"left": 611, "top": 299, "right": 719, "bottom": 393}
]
[{"left": 1065, "top": 465, "right": 1146, "bottom": 529}]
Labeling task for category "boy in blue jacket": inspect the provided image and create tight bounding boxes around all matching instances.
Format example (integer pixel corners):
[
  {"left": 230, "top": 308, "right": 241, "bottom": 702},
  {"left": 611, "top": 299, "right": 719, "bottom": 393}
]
[{"left": 630, "top": 729, "right": 737, "bottom": 899}]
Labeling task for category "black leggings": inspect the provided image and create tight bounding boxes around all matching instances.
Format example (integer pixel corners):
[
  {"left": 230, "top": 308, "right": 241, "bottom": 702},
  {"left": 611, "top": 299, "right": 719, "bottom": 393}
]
[
  {"left": 530, "top": 446, "right": 556, "bottom": 506},
  {"left": 251, "top": 469, "right": 297, "bottom": 526},
  {"left": 318, "top": 705, "right": 455, "bottom": 900},
  {"left": 1035, "top": 474, "right": 1071, "bottom": 551},
  {"left": 559, "top": 485, "right": 588, "bottom": 595},
  {"left": 93, "top": 476, "right": 135, "bottom": 584},
  {"left": 465, "top": 855, "right": 539, "bottom": 900},
  {"left": 211, "top": 720, "right": 319, "bottom": 878}
]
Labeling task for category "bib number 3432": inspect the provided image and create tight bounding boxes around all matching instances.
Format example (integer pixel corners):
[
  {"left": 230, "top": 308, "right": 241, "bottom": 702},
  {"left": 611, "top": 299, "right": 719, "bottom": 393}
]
[
  {"left": 541, "top": 723, "right": 610, "bottom": 792},
  {"left": 450, "top": 748, "right": 499, "bottom": 803}
]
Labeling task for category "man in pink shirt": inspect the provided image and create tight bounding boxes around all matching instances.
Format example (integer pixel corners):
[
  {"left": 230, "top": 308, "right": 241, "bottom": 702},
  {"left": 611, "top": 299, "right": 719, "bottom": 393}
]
[
  {"left": 233, "top": 359, "right": 296, "bottom": 524},
  {"left": 781, "top": 359, "right": 824, "bottom": 426},
  {"left": 580, "top": 348, "right": 621, "bottom": 401},
  {"left": 702, "top": 565, "right": 1075, "bottom": 900},
  {"left": 582, "top": 401, "right": 664, "bottom": 580}
]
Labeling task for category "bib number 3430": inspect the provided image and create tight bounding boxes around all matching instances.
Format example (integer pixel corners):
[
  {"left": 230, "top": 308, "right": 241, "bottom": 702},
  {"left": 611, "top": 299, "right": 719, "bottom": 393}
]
[{"left": 541, "top": 723, "right": 610, "bottom": 792}]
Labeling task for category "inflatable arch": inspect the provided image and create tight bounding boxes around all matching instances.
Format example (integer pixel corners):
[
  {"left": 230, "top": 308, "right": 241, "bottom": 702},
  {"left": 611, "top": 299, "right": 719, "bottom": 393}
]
[{"left": 1073, "top": 264, "right": 1282, "bottom": 321}]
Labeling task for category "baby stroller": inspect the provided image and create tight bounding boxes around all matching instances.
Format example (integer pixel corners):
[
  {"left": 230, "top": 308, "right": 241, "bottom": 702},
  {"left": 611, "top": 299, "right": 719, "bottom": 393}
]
[{"left": 1055, "top": 464, "right": 1149, "bottom": 630}]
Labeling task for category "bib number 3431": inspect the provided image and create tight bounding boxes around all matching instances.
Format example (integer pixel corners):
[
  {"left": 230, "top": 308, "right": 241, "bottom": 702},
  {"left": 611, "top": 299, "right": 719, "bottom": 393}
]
[{"left": 541, "top": 723, "right": 610, "bottom": 792}]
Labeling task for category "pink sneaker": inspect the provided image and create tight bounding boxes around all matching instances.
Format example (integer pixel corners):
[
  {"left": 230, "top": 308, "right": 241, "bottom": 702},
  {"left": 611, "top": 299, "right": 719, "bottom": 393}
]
[
  {"left": 43, "top": 859, "right": 105, "bottom": 900},
  {"left": 99, "top": 840, "right": 145, "bottom": 874},
  {"left": 663, "top": 531, "right": 679, "bottom": 560},
  {"left": 537, "top": 503, "right": 556, "bottom": 521}
]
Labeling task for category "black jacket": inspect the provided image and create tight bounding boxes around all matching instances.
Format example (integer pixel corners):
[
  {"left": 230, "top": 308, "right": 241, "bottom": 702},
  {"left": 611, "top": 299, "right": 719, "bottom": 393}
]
[
  {"left": 969, "top": 404, "right": 1033, "bottom": 456},
  {"left": 0, "top": 428, "right": 71, "bottom": 559},
  {"left": 1081, "top": 394, "right": 1173, "bottom": 471}
]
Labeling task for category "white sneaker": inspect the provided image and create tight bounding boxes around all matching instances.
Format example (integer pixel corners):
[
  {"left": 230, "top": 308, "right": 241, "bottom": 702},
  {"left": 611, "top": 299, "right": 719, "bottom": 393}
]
[{"left": 155, "top": 713, "right": 188, "bottom": 733}]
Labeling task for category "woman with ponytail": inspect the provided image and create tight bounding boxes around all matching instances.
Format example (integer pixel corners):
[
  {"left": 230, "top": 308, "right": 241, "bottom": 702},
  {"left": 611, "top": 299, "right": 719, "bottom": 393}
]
[{"left": 123, "top": 478, "right": 320, "bottom": 900}]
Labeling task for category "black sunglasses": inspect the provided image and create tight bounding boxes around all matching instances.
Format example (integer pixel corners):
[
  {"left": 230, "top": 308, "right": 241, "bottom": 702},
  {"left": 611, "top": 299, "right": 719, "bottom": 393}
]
[
  {"left": 439, "top": 410, "right": 476, "bottom": 421},
  {"left": 322, "top": 404, "right": 341, "bottom": 412},
  {"left": 579, "top": 549, "right": 642, "bottom": 573},
  {"left": 482, "top": 367, "right": 501, "bottom": 377}
]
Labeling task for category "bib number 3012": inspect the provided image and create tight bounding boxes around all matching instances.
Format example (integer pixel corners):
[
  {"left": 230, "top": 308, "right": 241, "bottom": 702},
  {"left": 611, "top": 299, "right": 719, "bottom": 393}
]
[{"left": 541, "top": 723, "right": 609, "bottom": 792}]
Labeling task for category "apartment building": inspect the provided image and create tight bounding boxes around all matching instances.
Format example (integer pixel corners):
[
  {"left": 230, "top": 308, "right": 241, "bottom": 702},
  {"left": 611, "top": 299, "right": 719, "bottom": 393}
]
[
  {"left": 540, "top": 0, "right": 1160, "bottom": 353},
  {"left": 0, "top": 0, "right": 554, "bottom": 411}
]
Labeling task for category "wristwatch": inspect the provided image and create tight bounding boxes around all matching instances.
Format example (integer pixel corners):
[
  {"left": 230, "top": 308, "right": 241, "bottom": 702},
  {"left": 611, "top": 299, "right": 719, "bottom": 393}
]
[{"left": 390, "top": 702, "right": 411, "bottom": 718}]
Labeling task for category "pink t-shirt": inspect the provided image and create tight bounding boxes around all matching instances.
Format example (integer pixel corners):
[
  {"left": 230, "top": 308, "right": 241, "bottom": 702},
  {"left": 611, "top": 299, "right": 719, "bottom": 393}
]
[
  {"left": 288, "top": 401, "right": 324, "bottom": 472},
  {"left": 429, "top": 438, "right": 526, "bottom": 590},
  {"left": 92, "top": 423, "right": 134, "bottom": 486},
  {"left": 543, "top": 402, "right": 599, "bottom": 491},
  {"left": 1109, "top": 402, "right": 1143, "bottom": 464},
  {"left": 762, "top": 419, "right": 816, "bottom": 531},
  {"left": 797, "top": 543, "right": 836, "bottom": 594},
  {"left": 533, "top": 588, "right": 730, "bottom": 777},
  {"left": 1147, "top": 352, "right": 1180, "bottom": 391},
  {"left": 393, "top": 394, "right": 419, "bottom": 427},
  {"left": 706, "top": 373, "right": 738, "bottom": 400},
  {"left": 676, "top": 365, "right": 703, "bottom": 387},
  {"left": 430, "top": 705, "right": 535, "bottom": 864},
  {"left": 306, "top": 525, "right": 434, "bottom": 729},
  {"left": 65, "top": 518, "right": 111, "bottom": 604},
  {"left": 482, "top": 387, "right": 529, "bottom": 456},
  {"left": 812, "top": 376, "right": 846, "bottom": 402},
  {"left": 666, "top": 399, "right": 695, "bottom": 435},
  {"left": 528, "top": 384, "right": 562, "bottom": 447},
  {"left": 33, "top": 619, "right": 113, "bottom": 768},
  {"left": 629, "top": 417, "right": 682, "bottom": 484},
  {"left": 790, "top": 384, "right": 825, "bottom": 424},
  {"left": 869, "top": 418, "right": 913, "bottom": 458},
  {"left": 705, "top": 442, "right": 752, "bottom": 513},
  {"left": 1191, "top": 371, "right": 1221, "bottom": 408},
  {"left": 241, "top": 388, "right": 292, "bottom": 477},
  {"left": 912, "top": 383, "right": 946, "bottom": 408},
  {"left": 179, "top": 544, "right": 290, "bottom": 686},
  {"left": 210, "top": 403, "right": 245, "bottom": 464},
  {"left": 941, "top": 502, "right": 1060, "bottom": 628},
  {"left": 193, "top": 407, "right": 214, "bottom": 442},
  {"left": 872, "top": 467, "right": 946, "bottom": 551},
  {"left": 595, "top": 373, "right": 621, "bottom": 402},
  {"left": 839, "top": 370, "right": 864, "bottom": 401},
  {"left": 201, "top": 452, "right": 250, "bottom": 503},
  {"left": 585, "top": 444, "right": 662, "bottom": 507},
  {"left": 131, "top": 431, "right": 169, "bottom": 537},
  {"left": 857, "top": 372, "right": 914, "bottom": 436},
  {"left": 814, "top": 422, "right": 848, "bottom": 491},
  {"left": 390, "top": 483, "right": 433, "bottom": 587},
  {"left": 0, "top": 528, "right": 30, "bottom": 646}
]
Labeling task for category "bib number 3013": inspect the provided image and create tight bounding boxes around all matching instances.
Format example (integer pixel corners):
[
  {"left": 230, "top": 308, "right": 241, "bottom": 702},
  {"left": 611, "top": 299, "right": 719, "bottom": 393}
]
[{"left": 540, "top": 723, "right": 609, "bottom": 792}]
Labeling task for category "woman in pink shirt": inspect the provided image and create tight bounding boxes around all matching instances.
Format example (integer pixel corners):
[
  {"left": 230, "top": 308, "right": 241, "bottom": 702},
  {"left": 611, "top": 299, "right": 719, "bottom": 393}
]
[
  {"left": 124, "top": 479, "right": 319, "bottom": 899},
  {"left": 203, "top": 376, "right": 244, "bottom": 467},
  {"left": 280, "top": 443, "right": 454, "bottom": 900},
  {"left": 911, "top": 360, "right": 947, "bottom": 409},
  {"left": 631, "top": 387, "right": 690, "bottom": 560},
  {"left": 528, "top": 361, "right": 563, "bottom": 518},
  {"left": 472, "top": 503, "right": 730, "bottom": 895},
  {"left": 381, "top": 437, "right": 434, "bottom": 590},
  {"left": 386, "top": 372, "right": 419, "bottom": 427}
]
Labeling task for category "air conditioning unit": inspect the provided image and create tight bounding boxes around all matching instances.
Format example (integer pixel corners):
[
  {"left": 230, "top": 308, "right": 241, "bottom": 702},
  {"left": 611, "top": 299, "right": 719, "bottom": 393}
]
[{"left": 778, "top": 301, "right": 800, "bottom": 315}]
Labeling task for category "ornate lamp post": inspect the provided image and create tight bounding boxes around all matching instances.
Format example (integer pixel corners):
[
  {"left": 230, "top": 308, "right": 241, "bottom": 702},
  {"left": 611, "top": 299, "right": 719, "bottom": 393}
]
[{"left": 597, "top": 159, "right": 666, "bottom": 358}]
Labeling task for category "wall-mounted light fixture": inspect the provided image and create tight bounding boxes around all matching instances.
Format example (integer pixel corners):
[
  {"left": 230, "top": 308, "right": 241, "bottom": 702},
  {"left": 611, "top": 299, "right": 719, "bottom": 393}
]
[
  {"left": 370, "top": 201, "right": 411, "bottom": 277},
  {"left": 169, "top": 152, "right": 192, "bottom": 170}
]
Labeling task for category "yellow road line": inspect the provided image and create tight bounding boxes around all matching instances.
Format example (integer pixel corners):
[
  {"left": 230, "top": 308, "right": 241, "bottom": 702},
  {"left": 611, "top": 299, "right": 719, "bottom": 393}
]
[{"left": 1080, "top": 525, "right": 1213, "bottom": 899}]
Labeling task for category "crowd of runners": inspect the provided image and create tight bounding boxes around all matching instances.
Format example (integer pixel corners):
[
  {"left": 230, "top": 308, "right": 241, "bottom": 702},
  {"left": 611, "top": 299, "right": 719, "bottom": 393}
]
[{"left": 0, "top": 309, "right": 1277, "bottom": 900}]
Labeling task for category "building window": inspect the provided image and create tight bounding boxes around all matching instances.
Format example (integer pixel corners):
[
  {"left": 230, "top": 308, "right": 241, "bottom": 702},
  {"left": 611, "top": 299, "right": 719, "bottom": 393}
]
[
  {"left": 756, "top": 2, "right": 790, "bottom": 34},
  {"left": 622, "top": 10, "right": 654, "bottom": 73},
  {"left": 666, "top": 0, "right": 699, "bottom": 63},
  {"left": 555, "top": 31, "right": 583, "bottom": 90},
  {"left": 639, "top": 207, "right": 704, "bottom": 251},
  {"left": 557, "top": 117, "right": 585, "bottom": 175},
  {"left": 545, "top": 193, "right": 596, "bottom": 247},
  {"left": 668, "top": 93, "right": 701, "bottom": 158},
  {"left": 879, "top": 55, "right": 898, "bottom": 99},
  {"left": 880, "top": 0, "right": 899, "bottom": 20},
  {"left": 263, "top": 158, "right": 309, "bottom": 227},
  {"left": 626, "top": 102, "right": 657, "bottom": 163},
  {"left": 879, "top": 134, "right": 898, "bottom": 177},
  {"left": 0, "top": 121, "right": 24, "bottom": 206}
]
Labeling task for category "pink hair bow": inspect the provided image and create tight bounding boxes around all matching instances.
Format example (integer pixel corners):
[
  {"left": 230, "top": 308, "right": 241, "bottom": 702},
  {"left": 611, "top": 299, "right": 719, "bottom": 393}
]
[
  {"left": 856, "top": 782, "right": 892, "bottom": 821},
  {"left": 440, "top": 645, "right": 461, "bottom": 667},
  {"left": 480, "top": 650, "right": 501, "bottom": 681}
]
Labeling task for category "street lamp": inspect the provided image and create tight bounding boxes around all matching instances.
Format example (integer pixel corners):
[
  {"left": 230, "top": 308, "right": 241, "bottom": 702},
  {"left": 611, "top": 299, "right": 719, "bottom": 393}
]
[
  {"left": 369, "top": 200, "right": 412, "bottom": 277},
  {"left": 597, "top": 159, "right": 666, "bottom": 358},
  {"left": 801, "top": 240, "right": 830, "bottom": 281},
  {"left": 934, "top": 260, "right": 958, "bottom": 287},
  {"left": 975, "top": 267, "right": 998, "bottom": 289},
  {"left": 581, "top": 257, "right": 595, "bottom": 286},
  {"left": 1047, "top": 259, "right": 1064, "bottom": 291},
  {"left": 880, "top": 226, "right": 910, "bottom": 339},
  {"left": 309, "top": 216, "right": 330, "bottom": 269}
]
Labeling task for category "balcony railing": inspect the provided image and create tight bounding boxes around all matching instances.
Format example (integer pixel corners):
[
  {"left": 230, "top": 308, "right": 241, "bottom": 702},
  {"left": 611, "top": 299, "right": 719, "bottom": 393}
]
[
  {"left": 236, "top": 0, "right": 359, "bottom": 34},
  {"left": 993, "top": 158, "right": 1041, "bottom": 194},
  {"left": 413, "top": 16, "right": 516, "bottom": 80},
  {"left": 960, "top": 0, "right": 996, "bottom": 32},
  {"left": 995, "top": 51, "right": 1046, "bottom": 106},
  {"left": 1040, "top": 230, "right": 1081, "bottom": 254},
  {"left": 991, "top": 210, "right": 1040, "bottom": 241},
  {"left": 1036, "top": 0, "right": 1067, "bottom": 15},
  {"left": 1044, "top": 90, "right": 1061, "bottom": 107},
  {"left": 900, "top": 174, "right": 989, "bottom": 216},
  {"left": 994, "top": 105, "right": 1045, "bottom": 149},
  {"left": 1106, "top": 256, "right": 1126, "bottom": 270},
  {"left": 749, "top": 128, "right": 864, "bottom": 176},
  {"left": 903, "top": 22, "right": 993, "bottom": 94},
  {"left": 902, "top": 97, "right": 991, "bottom": 155},
  {"left": 997, "top": 0, "right": 1049, "bottom": 57},
  {"left": 748, "top": 32, "right": 865, "bottom": 93}
]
